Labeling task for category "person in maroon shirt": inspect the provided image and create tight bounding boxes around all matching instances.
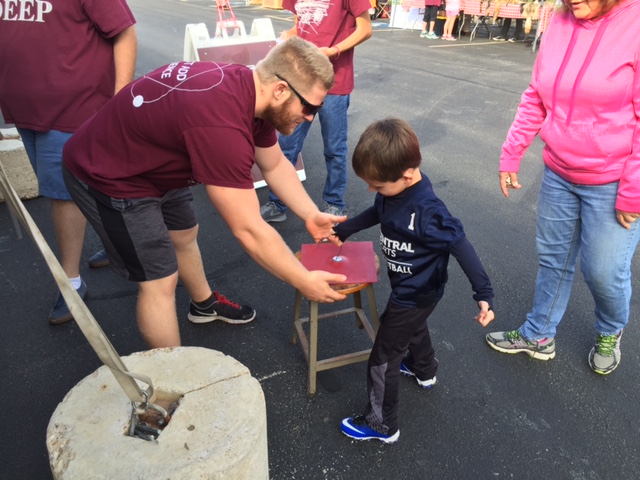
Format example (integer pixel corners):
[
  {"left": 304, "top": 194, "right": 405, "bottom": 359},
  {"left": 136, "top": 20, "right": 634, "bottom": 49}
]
[
  {"left": 0, "top": 0, "right": 137, "bottom": 325},
  {"left": 259, "top": 0, "right": 373, "bottom": 223},
  {"left": 63, "top": 38, "right": 349, "bottom": 349}
]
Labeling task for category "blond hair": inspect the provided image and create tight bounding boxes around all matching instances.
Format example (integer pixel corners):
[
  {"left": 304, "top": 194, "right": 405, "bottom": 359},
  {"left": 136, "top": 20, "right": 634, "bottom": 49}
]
[{"left": 255, "top": 37, "right": 334, "bottom": 93}]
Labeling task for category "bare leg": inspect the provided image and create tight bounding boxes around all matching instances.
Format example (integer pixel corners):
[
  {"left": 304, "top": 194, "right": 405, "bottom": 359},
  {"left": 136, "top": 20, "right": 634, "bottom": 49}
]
[
  {"left": 429, "top": 20, "right": 436, "bottom": 34},
  {"left": 51, "top": 199, "right": 86, "bottom": 278},
  {"left": 137, "top": 273, "right": 181, "bottom": 348},
  {"left": 169, "top": 225, "right": 212, "bottom": 303}
]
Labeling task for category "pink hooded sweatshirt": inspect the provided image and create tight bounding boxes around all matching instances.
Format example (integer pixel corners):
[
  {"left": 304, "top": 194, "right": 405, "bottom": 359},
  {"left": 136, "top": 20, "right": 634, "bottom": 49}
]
[{"left": 500, "top": 0, "right": 640, "bottom": 212}]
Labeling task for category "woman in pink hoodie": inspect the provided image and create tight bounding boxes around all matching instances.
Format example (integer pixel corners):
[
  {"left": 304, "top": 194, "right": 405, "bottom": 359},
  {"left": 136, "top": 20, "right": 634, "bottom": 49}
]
[{"left": 485, "top": 0, "right": 640, "bottom": 374}]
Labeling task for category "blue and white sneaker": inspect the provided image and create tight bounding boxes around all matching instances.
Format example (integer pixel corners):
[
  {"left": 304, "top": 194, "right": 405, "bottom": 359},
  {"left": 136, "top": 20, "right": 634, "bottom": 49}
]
[
  {"left": 340, "top": 416, "right": 399, "bottom": 444},
  {"left": 400, "top": 361, "right": 437, "bottom": 389}
]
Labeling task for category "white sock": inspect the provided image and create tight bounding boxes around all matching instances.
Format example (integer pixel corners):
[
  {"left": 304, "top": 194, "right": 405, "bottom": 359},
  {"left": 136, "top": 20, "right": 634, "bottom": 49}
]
[{"left": 69, "top": 276, "right": 82, "bottom": 290}]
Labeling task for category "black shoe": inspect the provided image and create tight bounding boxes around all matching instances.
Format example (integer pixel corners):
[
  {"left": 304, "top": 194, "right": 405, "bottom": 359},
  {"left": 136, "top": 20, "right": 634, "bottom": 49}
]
[{"left": 188, "top": 291, "right": 256, "bottom": 324}]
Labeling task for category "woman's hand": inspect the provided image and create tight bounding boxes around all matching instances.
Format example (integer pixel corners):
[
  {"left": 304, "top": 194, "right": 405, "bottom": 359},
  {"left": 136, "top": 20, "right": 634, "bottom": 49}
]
[
  {"left": 616, "top": 210, "right": 640, "bottom": 229},
  {"left": 499, "top": 171, "right": 521, "bottom": 198}
]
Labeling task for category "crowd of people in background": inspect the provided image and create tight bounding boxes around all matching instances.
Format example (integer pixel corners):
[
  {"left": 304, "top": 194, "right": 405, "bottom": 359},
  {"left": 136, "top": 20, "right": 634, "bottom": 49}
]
[{"left": 418, "top": 0, "right": 527, "bottom": 42}]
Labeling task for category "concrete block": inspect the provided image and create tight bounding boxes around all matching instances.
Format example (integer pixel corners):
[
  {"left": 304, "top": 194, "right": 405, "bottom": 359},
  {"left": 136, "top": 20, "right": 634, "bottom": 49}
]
[
  {"left": 0, "top": 138, "right": 39, "bottom": 202},
  {"left": 47, "top": 347, "right": 269, "bottom": 480},
  {"left": 0, "top": 127, "right": 20, "bottom": 139}
]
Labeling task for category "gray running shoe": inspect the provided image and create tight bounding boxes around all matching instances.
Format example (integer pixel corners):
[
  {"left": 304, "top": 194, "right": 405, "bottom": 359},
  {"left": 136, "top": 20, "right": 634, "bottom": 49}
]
[
  {"left": 322, "top": 202, "right": 346, "bottom": 217},
  {"left": 260, "top": 201, "right": 287, "bottom": 223},
  {"left": 486, "top": 329, "right": 556, "bottom": 360},
  {"left": 588, "top": 331, "right": 622, "bottom": 375}
]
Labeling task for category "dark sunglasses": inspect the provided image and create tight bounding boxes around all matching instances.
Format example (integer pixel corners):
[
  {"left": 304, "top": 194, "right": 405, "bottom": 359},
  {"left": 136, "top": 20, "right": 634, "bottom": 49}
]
[{"left": 275, "top": 73, "right": 324, "bottom": 116}]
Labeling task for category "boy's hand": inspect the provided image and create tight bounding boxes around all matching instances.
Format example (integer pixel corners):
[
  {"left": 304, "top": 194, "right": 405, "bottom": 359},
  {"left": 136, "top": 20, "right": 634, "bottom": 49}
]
[{"left": 475, "top": 301, "right": 495, "bottom": 327}]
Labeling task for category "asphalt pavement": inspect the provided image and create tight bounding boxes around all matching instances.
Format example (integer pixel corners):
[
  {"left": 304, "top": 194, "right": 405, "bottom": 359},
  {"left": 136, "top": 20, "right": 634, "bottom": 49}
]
[{"left": 2, "top": 1, "right": 640, "bottom": 478}]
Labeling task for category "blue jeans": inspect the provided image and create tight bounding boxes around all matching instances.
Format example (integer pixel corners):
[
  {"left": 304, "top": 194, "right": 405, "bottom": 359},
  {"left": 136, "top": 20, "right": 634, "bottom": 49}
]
[
  {"left": 520, "top": 167, "right": 640, "bottom": 340},
  {"left": 269, "top": 94, "right": 350, "bottom": 212}
]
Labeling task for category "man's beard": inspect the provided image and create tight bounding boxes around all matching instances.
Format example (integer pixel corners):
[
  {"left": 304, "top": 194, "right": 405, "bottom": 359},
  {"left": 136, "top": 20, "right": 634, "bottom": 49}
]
[{"left": 262, "top": 97, "right": 300, "bottom": 136}]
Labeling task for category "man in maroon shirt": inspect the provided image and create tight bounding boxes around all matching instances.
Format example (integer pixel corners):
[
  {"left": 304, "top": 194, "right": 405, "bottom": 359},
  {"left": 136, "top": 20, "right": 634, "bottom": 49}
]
[
  {"left": 63, "top": 38, "right": 349, "bottom": 349},
  {"left": 0, "top": 0, "right": 137, "bottom": 324}
]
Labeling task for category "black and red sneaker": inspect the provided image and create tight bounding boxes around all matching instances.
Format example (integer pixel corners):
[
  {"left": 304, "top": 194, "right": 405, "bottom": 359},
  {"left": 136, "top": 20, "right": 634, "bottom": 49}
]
[{"left": 188, "top": 291, "right": 256, "bottom": 324}]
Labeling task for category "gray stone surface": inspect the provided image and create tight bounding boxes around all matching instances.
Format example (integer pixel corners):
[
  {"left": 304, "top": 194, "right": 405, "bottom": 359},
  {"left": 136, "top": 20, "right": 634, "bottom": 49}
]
[
  {"left": 0, "top": 137, "right": 39, "bottom": 202},
  {"left": 47, "top": 347, "right": 268, "bottom": 480}
]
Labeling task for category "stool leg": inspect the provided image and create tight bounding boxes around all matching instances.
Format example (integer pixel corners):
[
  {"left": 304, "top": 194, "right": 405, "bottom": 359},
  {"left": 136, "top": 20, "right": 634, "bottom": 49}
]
[
  {"left": 308, "top": 300, "right": 319, "bottom": 396},
  {"left": 290, "top": 290, "right": 303, "bottom": 345},
  {"left": 366, "top": 285, "right": 380, "bottom": 332},
  {"left": 353, "top": 290, "right": 364, "bottom": 329}
]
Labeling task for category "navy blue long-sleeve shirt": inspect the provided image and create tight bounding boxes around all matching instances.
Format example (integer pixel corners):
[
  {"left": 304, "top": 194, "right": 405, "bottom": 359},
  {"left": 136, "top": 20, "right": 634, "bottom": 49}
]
[{"left": 333, "top": 174, "right": 494, "bottom": 309}]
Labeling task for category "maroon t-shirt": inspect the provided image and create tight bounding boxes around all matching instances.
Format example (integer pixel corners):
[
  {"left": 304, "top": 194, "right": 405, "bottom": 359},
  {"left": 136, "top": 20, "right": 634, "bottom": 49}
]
[
  {"left": 0, "top": 0, "right": 135, "bottom": 132},
  {"left": 64, "top": 62, "right": 277, "bottom": 198},
  {"left": 283, "top": 0, "right": 371, "bottom": 95}
]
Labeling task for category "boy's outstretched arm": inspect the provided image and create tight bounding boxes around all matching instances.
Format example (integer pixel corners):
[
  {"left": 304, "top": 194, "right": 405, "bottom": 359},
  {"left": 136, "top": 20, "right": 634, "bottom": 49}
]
[
  {"left": 332, "top": 206, "right": 379, "bottom": 242},
  {"left": 450, "top": 236, "right": 495, "bottom": 327}
]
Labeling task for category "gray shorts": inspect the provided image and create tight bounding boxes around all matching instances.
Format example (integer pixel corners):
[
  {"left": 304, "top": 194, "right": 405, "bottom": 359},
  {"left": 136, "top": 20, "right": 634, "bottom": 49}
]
[{"left": 63, "top": 166, "right": 197, "bottom": 282}]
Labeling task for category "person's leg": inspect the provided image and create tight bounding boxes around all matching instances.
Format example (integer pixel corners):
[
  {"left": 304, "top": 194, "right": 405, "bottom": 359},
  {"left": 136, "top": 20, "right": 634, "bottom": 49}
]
[
  {"left": 513, "top": 18, "right": 524, "bottom": 40},
  {"left": 51, "top": 199, "right": 87, "bottom": 278},
  {"left": 137, "top": 273, "right": 181, "bottom": 348},
  {"left": 494, "top": 17, "right": 511, "bottom": 40},
  {"left": 520, "top": 167, "right": 582, "bottom": 340},
  {"left": 443, "top": 16, "right": 451, "bottom": 36},
  {"left": 63, "top": 170, "right": 182, "bottom": 345},
  {"left": 579, "top": 183, "right": 640, "bottom": 336},
  {"left": 363, "top": 302, "right": 432, "bottom": 435},
  {"left": 421, "top": 10, "right": 428, "bottom": 36},
  {"left": 160, "top": 189, "right": 256, "bottom": 324},
  {"left": 404, "top": 303, "right": 438, "bottom": 382},
  {"left": 20, "top": 129, "right": 88, "bottom": 323},
  {"left": 426, "top": 6, "right": 438, "bottom": 36},
  {"left": 19, "top": 129, "right": 86, "bottom": 278},
  {"left": 318, "top": 94, "right": 350, "bottom": 212},
  {"left": 268, "top": 121, "right": 313, "bottom": 211},
  {"left": 502, "top": 17, "right": 512, "bottom": 38},
  {"left": 169, "top": 225, "right": 211, "bottom": 302}
]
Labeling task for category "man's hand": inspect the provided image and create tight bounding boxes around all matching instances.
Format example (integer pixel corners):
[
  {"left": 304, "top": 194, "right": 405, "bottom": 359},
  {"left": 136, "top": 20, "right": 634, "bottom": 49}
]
[
  {"left": 298, "top": 271, "right": 348, "bottom": 302},
  {"left": 475, "top": 301, "right": 495, "bottom": 327},
  {"left": 616, "top": 210, "right": 640, "bottom": 229},
  {"left": 305, "top": 211, "right": 347, "bottom": 245},
  {"left": 499, "top": 171, "right": 521, "bottom": 198}
]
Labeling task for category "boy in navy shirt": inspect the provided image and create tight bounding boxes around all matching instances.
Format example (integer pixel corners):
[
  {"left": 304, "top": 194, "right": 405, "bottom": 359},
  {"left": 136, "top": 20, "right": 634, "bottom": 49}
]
[{"left": 334, "top": 118, "right": 495, "bottom": 443}]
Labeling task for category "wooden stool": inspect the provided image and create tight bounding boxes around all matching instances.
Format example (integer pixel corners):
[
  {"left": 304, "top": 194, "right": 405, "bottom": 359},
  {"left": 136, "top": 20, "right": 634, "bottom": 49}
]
[{"left": 291, "top": 252, "right": 380, "bottom": 396}]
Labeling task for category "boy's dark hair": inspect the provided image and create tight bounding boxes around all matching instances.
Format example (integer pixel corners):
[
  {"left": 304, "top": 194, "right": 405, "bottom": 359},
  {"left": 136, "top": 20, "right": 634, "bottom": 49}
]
[{"left": 352, "top": 118, "right": 422, "bottom": 182}]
